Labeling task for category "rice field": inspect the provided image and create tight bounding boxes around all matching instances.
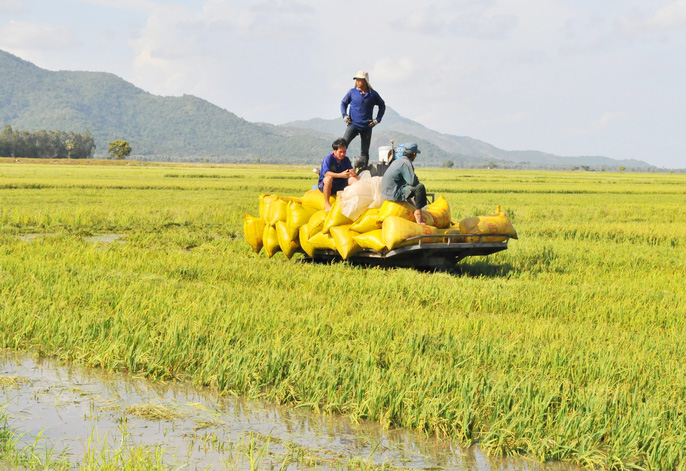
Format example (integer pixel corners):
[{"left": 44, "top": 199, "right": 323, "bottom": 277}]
[{"left": 1, "top": 159, "right": 685, "bottom": 469}]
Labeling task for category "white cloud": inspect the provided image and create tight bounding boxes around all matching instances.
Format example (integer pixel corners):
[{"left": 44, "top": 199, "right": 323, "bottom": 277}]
[
  {"left": 77, "top": 0, "right": 159, "bottom": 13},
  {"left": 621, "top": 0, "right": 686, "bottom": 35},
  {"left": 567, "top": 112, "right": 629, "bottom": 137},
  {"left": 389, "top": 3, "right": 517, "bottom": 39},
  {"left": 127, "top": 0, "right": 322, "bottom": 111},
  {"left": 371, "top": 58, "right": 417, "bottom": 85},
  {"left": 0, "top": 0, "right": 26, "bottom": 14},
  {"left": 0, "top": 21, "right": 78, "bottom": 50}
]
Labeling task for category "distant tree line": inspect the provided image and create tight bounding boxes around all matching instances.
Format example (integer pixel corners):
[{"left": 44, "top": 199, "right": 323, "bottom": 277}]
[{"left": 0, "top": 125, "right": 95, "bottom": 159}]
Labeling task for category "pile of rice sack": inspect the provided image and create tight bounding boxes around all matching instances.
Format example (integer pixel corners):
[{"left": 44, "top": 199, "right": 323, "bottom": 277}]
[{"left": 243, "top": 177, "right": 517, "bottom": 260}]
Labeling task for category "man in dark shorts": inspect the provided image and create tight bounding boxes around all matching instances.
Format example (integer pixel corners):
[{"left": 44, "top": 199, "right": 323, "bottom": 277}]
[{"left": 318, "top": 138, "right": 359, "bottom": 211}]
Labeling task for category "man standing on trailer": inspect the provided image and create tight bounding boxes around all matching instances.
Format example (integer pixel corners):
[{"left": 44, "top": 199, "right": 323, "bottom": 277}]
[
  {"left": 318, "top": 138, "right": 359, "bottom": 211},
  {"left": 381, "top": 142, "right": 427, "bottom": 225},
  {"left": 340, "top": 71, "right": 386, "bottom": 171}
]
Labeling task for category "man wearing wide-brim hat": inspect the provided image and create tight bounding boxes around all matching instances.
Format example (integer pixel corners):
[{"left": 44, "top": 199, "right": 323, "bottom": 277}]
[
  {"left": 381, "top": 142, "right": 428, "bottom": 225},
  {"left": 340, "top": 71, "right": 386, "bottom": 170}
]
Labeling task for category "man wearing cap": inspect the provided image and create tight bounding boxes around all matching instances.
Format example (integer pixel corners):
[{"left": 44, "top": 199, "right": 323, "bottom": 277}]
[
  {"left": 340, "top": 71, "right": 386, "bottom": 170},
  {"left": 381, "top": 142, "right": 427, "bottom": 225}
]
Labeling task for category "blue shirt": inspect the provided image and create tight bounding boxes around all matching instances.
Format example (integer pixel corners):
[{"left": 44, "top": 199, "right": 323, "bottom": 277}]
[
  {"left": 340, "top": 88, "right": 386, "bottom": 130},
  {"left": 318, "top": 152, "right": 353, "bottom": 188},
  {"left": 381, "top": 155, "right": 420, "bottom": 202}
]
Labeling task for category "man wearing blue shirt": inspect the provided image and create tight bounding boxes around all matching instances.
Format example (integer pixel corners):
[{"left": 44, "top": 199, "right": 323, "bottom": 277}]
[
  {"left": 340, "top": 71, "right": 386, "bottom": 170},
  {"left": 318, "top": 138, "right": 359, "bottom": 211},
  {"left": 381, "top": 142, "right": 427, "bottom": 225}
]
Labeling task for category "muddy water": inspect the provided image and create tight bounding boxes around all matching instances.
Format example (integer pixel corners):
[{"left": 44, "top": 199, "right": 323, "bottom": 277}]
[{"left": 0, "top": 352, "right": 581, "bottom": 470}]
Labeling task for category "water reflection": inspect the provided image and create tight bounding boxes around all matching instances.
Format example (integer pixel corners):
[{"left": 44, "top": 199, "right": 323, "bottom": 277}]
[{"left": 0, "top": 351, "right": 578, "bottom": 470}]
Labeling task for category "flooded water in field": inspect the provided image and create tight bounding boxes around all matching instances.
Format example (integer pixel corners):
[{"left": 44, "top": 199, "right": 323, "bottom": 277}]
[
  {"left": 0, "top": 351, "right": 580, "bottom": 470},
  {"left": 17, "top": 233, "right": 126, "bottom": 244},
  {"left": 17, "top": 233, "right": 55, "bottom": 242},
  {"left": 83, "top": 233, "right": 126, "bottom": 244}
]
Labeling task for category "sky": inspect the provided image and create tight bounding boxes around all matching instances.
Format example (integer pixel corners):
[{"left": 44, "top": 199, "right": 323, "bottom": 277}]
[{"left": 1, "top": 0, "right": 685, "bottom": 168}]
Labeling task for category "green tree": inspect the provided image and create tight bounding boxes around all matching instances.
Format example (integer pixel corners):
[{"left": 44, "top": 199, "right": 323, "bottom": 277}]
[
  {"left": 73, "top": 131, "right": 96, "bottom": 159},
  {"left": 0, "top": 125, "right": 14, "bottom": 157},
  {"left": 108, "top": 140, "right": 132, "bottom": 159},
  {"left": 618, "top": 165, "right": 626, "bottom": 172},
  {"left": 442, "top": 160, "right": 454, "bottom": 168}
]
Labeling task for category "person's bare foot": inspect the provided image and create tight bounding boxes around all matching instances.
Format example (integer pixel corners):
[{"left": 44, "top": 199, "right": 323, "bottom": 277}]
[{"left": 414, "top": 209, "right": 426, "bottom": 225}]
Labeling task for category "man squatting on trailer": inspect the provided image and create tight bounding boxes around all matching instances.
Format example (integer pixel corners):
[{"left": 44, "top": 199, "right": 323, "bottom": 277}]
[
  {"left": 381, "top": 142, "right": 427, "bottom": 225},
  {"left": 318, "top": 138, "right": 359, "bottom": 211}
]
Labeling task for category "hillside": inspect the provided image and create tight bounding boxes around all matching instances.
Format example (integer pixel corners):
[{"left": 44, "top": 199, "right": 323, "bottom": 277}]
[
  {"left": 0, "top": 49, "right": 652, "bottom": 169},
  {"left": 0, "top": 50, "right": 329, "bottom": 163},
  {"left": 284, "top": 108, "right": 652, "bottom": 169}
]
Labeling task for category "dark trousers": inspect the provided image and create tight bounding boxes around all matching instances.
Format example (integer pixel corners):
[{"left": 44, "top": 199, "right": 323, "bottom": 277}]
[
  {"left": 343, "top": 125, "right": 372, "bottom": 164},
  {"left": 407, "top": 183, "right": 428, "bottom": 209}
]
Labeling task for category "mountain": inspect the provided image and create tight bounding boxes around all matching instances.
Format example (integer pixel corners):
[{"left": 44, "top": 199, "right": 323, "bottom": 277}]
[
  {"left": 283, "top": 107, "right": 652, "bottom": 169},
  {"left": 0, "top": 49, "right": 330, "bottom": 163},
  {"left": 0, "top": 49, "right": 653, "bottom": 169}
]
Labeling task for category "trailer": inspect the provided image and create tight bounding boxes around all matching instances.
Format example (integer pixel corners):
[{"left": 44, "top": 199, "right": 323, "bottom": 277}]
[
  {"left": 303, "top": 164, "right": 514, "bottom": 270},
  {"left": 306, "top": 233, "right": 512, "bottom": 270}
]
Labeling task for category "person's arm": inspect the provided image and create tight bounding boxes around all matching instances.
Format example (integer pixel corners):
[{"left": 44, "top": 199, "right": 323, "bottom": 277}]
[
  {"left": 346, "top": 159, "right": 357, "bottom": 178},
  {"left": 323, "top": 158, "right": 353, "bottom": 179},
  {"left": 341, "top": 91, "right": 352, "bottom": 122},
  {"left": 325, "top": 168, "right": 354, "bottom": 179},
  {"left": 400, "top": 161, "right": 415, "bottom": 186},
  {"left": 374, "top": 91, "right": 386, "bottom": 123}
]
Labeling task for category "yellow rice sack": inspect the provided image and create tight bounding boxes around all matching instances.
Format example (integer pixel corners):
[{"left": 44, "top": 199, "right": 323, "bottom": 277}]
[
  {"left": 268, "top": 198, "right": 289, "bottom": 226},
  {"left": 302, "top": 189, "right": 335, "bottom": 211},
  {"left": 308, "top": 230, "right": 336, "bottom": 251},
  {"left": 382, "top": 216, "right": 440, "bottom": 250},
  {"left": 243, "top": 213, "right": 266, "bottom": 253},
  {"left": 322, "top": 200, "right": 353, "bottom": 234},
  {"left": 282, "top": 196, "right": 302, "bottom": 205},
  {"left": 299, "top": 224, "right": 316, "bottom": 258},
  {"left": 259, "top": 194, "right": 279, "bottom": 221},
  {"left": 420, "top": 210, "right": 435, "bottom": 227},
  {"left": 263, "top": 224, "right": 281, "bottom": 258},
  {"left": 287, "top": 201, "right": 318, "bottom": 240},
  {"left": 349, "top": 208, "right": 381, "bottom": 233},
  {"left": 458, "top": 205, "right": 518, "bottom": 242},
  {"left": 426, "top": 195, "right": 452, "bottom": 229},
  {"left": 330, "top": 225, "right": 362, "bottom": 260},
  {"left": 276, "top": 220, "right": 299, "bottom": 260},
  {"left": 437, "top": 226, "right": 465, "bottom": 243},
  {"left": 353, "top": 229, "right": 386, "bottom": 253},
  {"left": 376, "top": 200, "right": 415, "bottom": 224},
  {"left": 306, "top": 210, "right": 327, "bottom": 235}
]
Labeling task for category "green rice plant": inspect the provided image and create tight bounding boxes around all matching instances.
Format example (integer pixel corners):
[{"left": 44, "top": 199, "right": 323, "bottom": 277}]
[
  {"left": 1, "top": 161, "right": 685, "bottom": 469},
  {"left": 0, "top": 424, "right": 71, "bottom": 471},
  {"left": 0, "top": 375, "right": 29, "bottom": 388}
]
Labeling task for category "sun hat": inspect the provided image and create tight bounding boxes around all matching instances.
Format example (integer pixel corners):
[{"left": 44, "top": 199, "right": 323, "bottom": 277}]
[
  {"left": 353, "top": 70, "right": 372, "bottom": 89},
  {"left": 403, "top": 142, "right": 421, "bottom": 155}
]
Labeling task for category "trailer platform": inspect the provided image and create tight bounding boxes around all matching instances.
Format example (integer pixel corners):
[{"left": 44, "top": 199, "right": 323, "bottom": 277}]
[{"left": 308, "top": 233, "right": 512, "bottom": 269}]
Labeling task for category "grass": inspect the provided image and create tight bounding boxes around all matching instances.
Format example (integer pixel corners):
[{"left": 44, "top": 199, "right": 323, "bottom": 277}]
[{"left": 0, "top": 160, "right": 685, "bottom": 469}]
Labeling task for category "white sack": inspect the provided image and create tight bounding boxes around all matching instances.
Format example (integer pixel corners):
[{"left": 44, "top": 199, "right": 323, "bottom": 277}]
[{"left": 339, "top": 176, "right": 384, "bottom": 220}]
